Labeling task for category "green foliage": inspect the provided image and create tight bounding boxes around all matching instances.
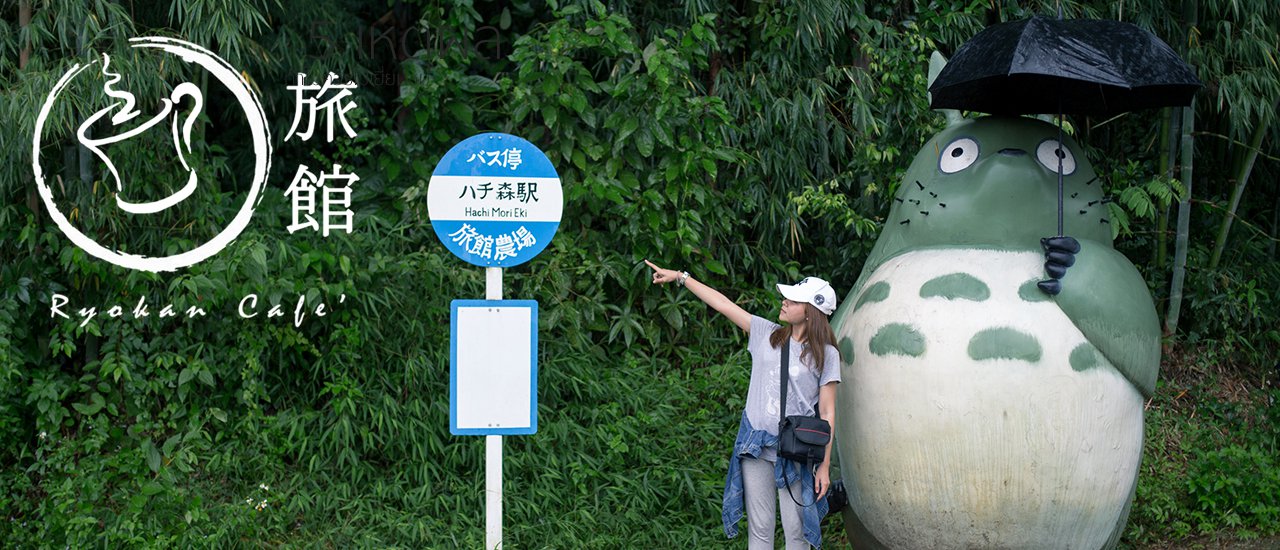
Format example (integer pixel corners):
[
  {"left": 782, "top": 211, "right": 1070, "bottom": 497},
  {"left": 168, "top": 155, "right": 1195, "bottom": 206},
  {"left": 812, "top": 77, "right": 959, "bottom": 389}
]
[
  {"left": 1187, "top": 445, "right": 1280, "bottom": 535},
  {"left": 1129, "top": 368, "right": 1280, "bottom": 544},
  {"left": 1, "top": 0, "right": 1277, "bottom": 547},
  {"left": 1104, "top": 160, "right": 1187, "bottom": 240}
]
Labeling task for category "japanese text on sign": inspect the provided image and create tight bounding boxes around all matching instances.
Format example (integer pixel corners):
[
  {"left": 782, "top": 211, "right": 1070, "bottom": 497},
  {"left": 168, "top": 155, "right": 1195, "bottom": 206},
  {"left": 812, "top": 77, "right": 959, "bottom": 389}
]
[
  {"left": 448, "top": 224, "right": 538, "bottom": 262},
  {"left": 466, "top": 148, "right": 524, "bottom": 170},
  {"left": 283, "top": 72, "right": 360, "bottom": 236},
  {"left": 457, "top": 181, "right": 540, "bottom": 203}
]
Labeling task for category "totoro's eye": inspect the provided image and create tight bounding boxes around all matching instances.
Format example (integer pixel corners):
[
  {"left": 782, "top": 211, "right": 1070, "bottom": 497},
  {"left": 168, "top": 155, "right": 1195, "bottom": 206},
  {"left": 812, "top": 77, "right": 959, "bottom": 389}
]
[
  {"left": 1036, "top": 139, "right": 1077, "bottom": 175},
  {"left": 939, "top": 138, "right": 979, "bottom": 174}
]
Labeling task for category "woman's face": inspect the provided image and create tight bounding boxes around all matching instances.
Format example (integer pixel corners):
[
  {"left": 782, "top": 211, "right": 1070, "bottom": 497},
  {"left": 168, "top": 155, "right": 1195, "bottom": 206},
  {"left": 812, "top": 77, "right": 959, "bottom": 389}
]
[{"left": 779, "top": 299, "right": 808, "bottom": 325}]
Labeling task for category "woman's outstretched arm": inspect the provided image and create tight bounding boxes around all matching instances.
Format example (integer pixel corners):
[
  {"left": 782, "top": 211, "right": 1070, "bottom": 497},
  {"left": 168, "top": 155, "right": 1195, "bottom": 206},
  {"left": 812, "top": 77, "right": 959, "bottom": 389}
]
[{"left": 644, "top": 259, "right": 751, "bottom": 332}]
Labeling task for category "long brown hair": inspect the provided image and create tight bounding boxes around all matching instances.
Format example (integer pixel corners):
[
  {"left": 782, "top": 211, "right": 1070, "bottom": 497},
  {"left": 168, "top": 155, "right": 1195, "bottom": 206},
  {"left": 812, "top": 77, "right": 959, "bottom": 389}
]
[{"left": 769, "top": 303, "right": 840, "bottom": 374}]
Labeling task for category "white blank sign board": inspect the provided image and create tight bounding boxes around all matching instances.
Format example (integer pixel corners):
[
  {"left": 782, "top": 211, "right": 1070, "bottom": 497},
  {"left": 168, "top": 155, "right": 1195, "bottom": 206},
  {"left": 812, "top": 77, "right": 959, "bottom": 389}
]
[{"left": 450, "top": 300, "right": 538, "bottom": 435}]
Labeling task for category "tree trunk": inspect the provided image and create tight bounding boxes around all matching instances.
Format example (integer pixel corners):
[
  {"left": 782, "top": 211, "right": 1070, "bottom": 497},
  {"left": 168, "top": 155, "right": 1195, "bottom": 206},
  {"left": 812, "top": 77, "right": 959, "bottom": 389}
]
[
  {"left": 1165, "top": 100, "right": 1194, "bottom": 337},
  {"left": 1269, "top": 186, "right": 1278, "bottom": 259},
  {"left": 76, "top": 20, "right": 99, "bottom": 364},
  {"left": 78, "top": 24, "right": 94, "bottom": 188},
  {"left": 1208, "top": 115, "right": 1270, "bottom": 271},
  {"left": 1164, "top": 0, "right": 1197, "bottom": 338},
  {"left": 22, "top": 0, "right": 36, "bottom": 215},
  {"left": 19, "top": 0, "right": 31, "bottom": 68},
  {"left": 1155, "top": 107, "right": 1180, "bottom": 272}
]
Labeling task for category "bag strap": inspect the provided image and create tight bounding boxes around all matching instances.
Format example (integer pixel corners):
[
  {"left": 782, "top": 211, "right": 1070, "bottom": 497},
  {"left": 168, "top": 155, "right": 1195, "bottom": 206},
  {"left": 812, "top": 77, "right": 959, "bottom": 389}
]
[
  {"left": 779, "top": 336, "right": 819, "bottom": 508},
  {"left": 778, "top": 338, "right": 789, "bottom": 432},
  {"left": 779, "top": 338, "right": 819, "bottom": 424}
]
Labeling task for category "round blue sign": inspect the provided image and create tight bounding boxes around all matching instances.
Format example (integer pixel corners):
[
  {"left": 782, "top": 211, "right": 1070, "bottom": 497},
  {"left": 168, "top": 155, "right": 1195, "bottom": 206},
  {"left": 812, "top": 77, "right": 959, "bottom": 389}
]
[{"left": 427, "top": 133, "right": 562, "bottom": 267}]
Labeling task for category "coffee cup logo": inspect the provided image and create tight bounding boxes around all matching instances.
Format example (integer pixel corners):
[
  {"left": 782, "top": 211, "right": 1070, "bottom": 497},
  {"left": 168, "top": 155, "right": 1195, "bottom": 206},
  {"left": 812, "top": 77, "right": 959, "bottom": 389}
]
[
  {"left": 33, "top": 37, "right": 271, "bottom": 272},
  {"left": 78, "top": 53, "right": 204, "bottom": 215}
]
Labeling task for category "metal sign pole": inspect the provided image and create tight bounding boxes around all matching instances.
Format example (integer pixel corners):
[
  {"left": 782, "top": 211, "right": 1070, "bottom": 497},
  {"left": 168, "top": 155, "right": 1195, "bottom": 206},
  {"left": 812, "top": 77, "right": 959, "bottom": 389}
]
[
  {"left": 485, "top": 267, "right": 503, "bottom": 550},
  {"left": 433, "top": 133, "right": 557, "bottom": 549}
]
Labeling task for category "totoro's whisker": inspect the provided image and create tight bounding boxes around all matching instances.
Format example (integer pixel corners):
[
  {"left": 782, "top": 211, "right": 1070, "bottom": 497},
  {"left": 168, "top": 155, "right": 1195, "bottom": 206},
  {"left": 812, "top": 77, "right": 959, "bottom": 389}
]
[
  {"left": 929, "top": 192, "right": 938, "bottom": 198},
  {"left": 900, "top": 219, "right": 910, "bottom": 225},
  {"left": 1084, "top": 175, "right": 1100, "bottom": 186},
  {"left": 909, "top": 199, "right": 920, "bottom": 205},
  {"left": 938, "top": 203, "right": 947, "bottom": 208},
  {"left": 895, "top": 197, "right": 904, "bottom": 203},
  {"left": 1088, "top": 200, "right": 1099, "bottom": 206},
  {"left": 1079, "top": 210, "right": 1088, "bottom": 215},
  {"left": 1100, "top": 218, "right": 1110, "bottom": 224},
  {"left": 1071, "top": 192, "right": 1079, "bottom": 198},
  {"left": 916, "top": 181, "right": 925, "bottom": 190},
  {"left": 920, "top": 211, "right": 929, "bottom": 216}
]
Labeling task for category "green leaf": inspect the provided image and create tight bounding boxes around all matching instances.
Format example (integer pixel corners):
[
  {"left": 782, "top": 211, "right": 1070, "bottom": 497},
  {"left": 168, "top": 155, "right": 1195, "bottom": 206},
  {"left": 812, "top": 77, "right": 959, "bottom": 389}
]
[
  {"left": 198, "top": 369, "right": 214, "bottom": 387},
  {"left": 143, "top": 438, "right": 162, "bottom": 473},
  {"left": 162, "top": 434, "right": 181, "bottom": 455},
  {"left": 178, "top": 367, "right": 195, "bottom": 386},
  {"left": 617, "top": 117, "right": 639, "bottom": 143},
  {"left": 642, "top": 41, "right": 658, "bottom": 66},
  {"left": 250, "top": 245, "right": 267, "bottom": 273},
  {"left": 636, "top": 129, "right": 654, "bottom": 157},
  {"left": 700, "top": 159, "right": 717, "bottom": 179},
  {"left": 445, "top": 101, "right": 473, "bottom": 126},
  {"left": 705, "top": 259, "right": 728, "bottom": 276},
  {"left": 72, "top": 392, "right": 105, "bottom": 415},
  {"left": 459, "top": 75, "right": 501, "bottom": 93}
]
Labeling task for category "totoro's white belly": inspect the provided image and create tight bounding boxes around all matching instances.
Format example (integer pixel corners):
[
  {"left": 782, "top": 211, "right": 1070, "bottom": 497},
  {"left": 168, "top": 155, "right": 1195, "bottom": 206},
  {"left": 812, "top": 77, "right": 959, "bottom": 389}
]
[{"left": 837, "top": 248, "right": 1144, "bottom": 550}]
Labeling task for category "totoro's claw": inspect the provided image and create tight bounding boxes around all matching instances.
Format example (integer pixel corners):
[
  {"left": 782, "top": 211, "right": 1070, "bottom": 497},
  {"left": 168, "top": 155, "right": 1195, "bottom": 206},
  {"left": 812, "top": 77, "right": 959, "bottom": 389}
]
[
  {"left": 1037, "top": 279, "right": 1062, "bottom": 295},
  {"left": 1041, "top": 235, "right": 1081, "bottom": 282},
  {"left": 1044, "top": 262, "right": 1069, "bottom": 279},
  {"left": 1046, "top": 250, "right": 1077, "bottom": 266},
  {"left": 1041, "top": 236, "right": 1081, "bottom": 254}
]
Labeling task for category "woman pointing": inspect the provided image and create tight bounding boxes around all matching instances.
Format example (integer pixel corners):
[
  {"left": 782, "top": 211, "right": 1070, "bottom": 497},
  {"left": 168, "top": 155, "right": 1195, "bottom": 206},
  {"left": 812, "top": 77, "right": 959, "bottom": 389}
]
[{"left": 645, "top": 260, "right": 841, "bottom": 549}]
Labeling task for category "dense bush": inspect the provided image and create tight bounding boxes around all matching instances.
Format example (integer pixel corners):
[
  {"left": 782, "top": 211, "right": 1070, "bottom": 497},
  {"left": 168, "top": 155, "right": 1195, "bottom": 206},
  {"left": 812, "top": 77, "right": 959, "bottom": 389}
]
[{"left": 2, "top": 0, "right": 1277, "bottom": 547}]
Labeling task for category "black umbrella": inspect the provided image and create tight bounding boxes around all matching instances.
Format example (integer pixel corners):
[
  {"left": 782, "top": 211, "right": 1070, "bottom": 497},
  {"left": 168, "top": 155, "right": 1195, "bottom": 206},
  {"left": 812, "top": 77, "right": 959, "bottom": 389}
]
[
  {"left": 927, "top": 14, "right": 1200, "bottom": 294},
  {"left": 929, "top": 15, "right": 1201, "bottom": 117}
]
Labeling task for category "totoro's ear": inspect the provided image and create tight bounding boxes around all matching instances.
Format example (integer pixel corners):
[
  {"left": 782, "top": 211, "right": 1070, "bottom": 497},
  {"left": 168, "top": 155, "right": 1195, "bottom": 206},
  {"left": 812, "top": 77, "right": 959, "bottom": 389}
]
[{"left": 927, "top": 51, "right": 964, "bottom": 127}]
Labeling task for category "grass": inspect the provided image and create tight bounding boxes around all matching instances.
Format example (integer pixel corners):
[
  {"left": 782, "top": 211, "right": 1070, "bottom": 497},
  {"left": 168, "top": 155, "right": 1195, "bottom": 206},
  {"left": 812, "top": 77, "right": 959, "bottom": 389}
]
[{"left": 1123, "top": 342, "right": 1280, "bottom": 548}]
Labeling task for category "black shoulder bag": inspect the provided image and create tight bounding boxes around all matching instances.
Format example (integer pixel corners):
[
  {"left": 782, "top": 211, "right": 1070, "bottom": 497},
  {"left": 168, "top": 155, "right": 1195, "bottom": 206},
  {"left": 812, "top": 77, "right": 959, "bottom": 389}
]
[{"left": 777, "top": 339, "right": 832, "bottom": 506}]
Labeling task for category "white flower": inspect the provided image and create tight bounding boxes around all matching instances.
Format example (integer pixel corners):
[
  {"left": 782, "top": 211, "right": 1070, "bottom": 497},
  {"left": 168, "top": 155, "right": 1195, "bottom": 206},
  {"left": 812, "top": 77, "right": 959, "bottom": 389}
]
[
  {"left": 38, "top": 431, "right": 47, "bottom": 440},
  {"left": 259, "top": 483, "right": 270, "bottom": 492}
]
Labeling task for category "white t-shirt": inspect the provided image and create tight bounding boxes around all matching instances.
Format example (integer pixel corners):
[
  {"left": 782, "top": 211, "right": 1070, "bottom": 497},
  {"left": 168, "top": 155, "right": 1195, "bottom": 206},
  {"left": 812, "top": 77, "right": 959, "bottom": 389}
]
[{"left": 743, "top": 315, "right": 842, "bottom": 458}]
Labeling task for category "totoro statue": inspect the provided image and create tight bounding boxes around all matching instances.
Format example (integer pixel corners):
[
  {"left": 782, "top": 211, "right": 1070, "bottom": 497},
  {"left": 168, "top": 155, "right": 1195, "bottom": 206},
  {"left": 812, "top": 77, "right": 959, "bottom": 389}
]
[{"left": 830, "top": 53, "right": 1161, "bottom": 550}]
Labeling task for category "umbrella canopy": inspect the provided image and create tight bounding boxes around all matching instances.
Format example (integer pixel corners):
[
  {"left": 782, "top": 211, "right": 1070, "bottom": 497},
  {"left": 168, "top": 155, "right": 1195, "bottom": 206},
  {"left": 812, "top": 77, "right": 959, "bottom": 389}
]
[{"left": 929, "top": 15, "right": 1201, "bottom": 116}]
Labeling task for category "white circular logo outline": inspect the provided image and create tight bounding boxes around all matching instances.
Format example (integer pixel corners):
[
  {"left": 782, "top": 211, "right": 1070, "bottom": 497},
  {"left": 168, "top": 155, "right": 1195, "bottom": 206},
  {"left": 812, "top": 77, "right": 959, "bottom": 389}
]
[{"left": 32, "top": 37, "right": 272, "bottom": 273}]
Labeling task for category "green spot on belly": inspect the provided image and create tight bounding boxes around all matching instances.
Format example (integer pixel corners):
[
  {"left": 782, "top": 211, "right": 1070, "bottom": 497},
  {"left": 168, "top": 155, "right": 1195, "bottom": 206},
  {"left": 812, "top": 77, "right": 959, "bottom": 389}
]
[
  {"left": 920, "top": 273, "right": 990, "bottom": 301},
  {"left": 968, "top": 327, "right": 1042, "bottom": 363},
  {"left": 855, "top": 281, "right": 891, "bottom": 311},
  {"left": 1018, "top": 278, "right": 1051, "bottom": 302},
  {"left": 1070, "top": 342, "right": 1100, "bottom": 372},
  {"left": 870, "top": 323, "right": 926, "bottom": 358},
  {"left": 839, "top": 337, "right": 855, "bottom": 365}
]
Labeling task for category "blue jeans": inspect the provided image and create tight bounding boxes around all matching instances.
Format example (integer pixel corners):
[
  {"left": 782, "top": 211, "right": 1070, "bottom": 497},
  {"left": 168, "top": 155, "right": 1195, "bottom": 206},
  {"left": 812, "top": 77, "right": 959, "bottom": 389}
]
[{"left": 722, "top": 413, "right": 828, "bottom": 548}]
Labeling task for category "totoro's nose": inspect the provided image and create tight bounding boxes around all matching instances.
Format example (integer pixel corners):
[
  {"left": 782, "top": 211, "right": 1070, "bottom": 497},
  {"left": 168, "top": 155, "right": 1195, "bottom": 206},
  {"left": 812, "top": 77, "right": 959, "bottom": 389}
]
[{"left": 998, "top": 148, "right": 1026, "bottom": 157}]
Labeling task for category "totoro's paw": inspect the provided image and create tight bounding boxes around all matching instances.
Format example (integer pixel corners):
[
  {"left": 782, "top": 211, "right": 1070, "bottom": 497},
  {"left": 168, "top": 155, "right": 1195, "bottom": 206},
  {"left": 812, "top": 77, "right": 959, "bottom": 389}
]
[{"left": 1038, "top": 236, "right": 1081, "bottom": 295}]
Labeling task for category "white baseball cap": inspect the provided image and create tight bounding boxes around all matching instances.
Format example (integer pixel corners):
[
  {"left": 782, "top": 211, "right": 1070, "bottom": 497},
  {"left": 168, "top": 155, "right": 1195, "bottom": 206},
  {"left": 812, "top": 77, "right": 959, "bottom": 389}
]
[{"left": 777, "top": 276, "right": 838, "bottom": 316}]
